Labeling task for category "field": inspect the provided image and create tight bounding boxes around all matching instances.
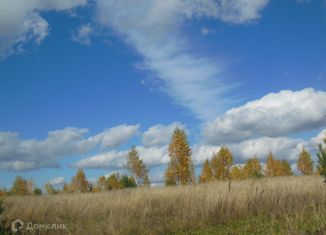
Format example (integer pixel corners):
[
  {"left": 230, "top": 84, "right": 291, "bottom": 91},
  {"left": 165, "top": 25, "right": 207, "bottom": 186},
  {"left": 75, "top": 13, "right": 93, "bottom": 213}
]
[{"left": 1, "top": 176, "right": 326, "bottom": 235}]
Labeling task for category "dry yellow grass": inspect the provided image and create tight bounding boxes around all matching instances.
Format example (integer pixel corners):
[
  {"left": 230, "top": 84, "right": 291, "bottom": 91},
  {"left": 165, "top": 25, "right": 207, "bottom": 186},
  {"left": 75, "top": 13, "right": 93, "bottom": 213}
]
[{"left": 1, "top": 176, "right": 326, "bottom": 235}]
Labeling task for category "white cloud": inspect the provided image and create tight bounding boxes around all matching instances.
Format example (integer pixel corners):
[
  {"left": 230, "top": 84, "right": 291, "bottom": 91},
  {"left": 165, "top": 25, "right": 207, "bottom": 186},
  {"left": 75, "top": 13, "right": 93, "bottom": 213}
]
[
  {"left": 89, "top": 124, "right": 140, "bottom": 148},
  {"left": 0, "top": 0, "right": 87, "bottom": 59},
  {"left": 0, "top": 124, "right": 139, "bottom": 171},
  {"left": 71, "top": 24, "right": 93, "bottom": 45},
  {"left": 95, "top": 0, "right": 269, "bottom": 120},
  {"left": 48, "top": 176, "right": 65, "bottom": 186},
  {"left": 75, "top": 145, "right": 169, "bottom": 169},
  {"left": 74, "top": 129, "right": 325, "bottom": 176},
  {"left": 203, "top": 88, "right": 326, "bottom": 144},
  {"left": 142, "top": 122, "right": 186, "bottom": 147}
]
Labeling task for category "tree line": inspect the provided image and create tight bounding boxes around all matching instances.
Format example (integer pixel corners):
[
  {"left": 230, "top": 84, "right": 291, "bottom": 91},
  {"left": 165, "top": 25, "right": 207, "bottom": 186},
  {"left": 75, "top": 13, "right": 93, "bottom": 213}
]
[{"left": 1, "top": 128, "right": 326, "bottom": 196}]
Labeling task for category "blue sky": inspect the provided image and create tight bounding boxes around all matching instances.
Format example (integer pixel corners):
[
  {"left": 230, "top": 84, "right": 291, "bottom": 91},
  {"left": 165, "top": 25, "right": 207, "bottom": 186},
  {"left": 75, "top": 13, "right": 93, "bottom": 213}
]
[{"left": 0, "top": 0, "right": 326, "bottom": 189}]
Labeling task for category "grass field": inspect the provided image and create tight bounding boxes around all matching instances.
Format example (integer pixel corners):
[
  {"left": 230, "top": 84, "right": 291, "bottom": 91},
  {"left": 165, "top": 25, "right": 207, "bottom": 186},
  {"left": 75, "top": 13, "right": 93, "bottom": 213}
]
[{"left": 1, "top": 176, "right": 326, "bottom": 235}]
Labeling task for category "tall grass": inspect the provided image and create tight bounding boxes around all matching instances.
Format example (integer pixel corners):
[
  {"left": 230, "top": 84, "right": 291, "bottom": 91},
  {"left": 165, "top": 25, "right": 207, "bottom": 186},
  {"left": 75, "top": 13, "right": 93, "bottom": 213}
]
[{"left": 1, "top": 176, "right": 326, "bottom": 234}]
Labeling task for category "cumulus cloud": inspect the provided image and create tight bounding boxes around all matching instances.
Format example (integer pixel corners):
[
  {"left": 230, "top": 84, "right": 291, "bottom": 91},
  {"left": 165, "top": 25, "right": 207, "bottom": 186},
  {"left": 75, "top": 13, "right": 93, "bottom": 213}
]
[
  {"left": 203, "top": 88, "right": 326, "bottom": 144},
  {"left": 48, "top": 176, "right": 65, "bottom": 186},
  {"left": 142, "top": 122, "right": 186, "bottom": 147},
  {"left": 75, "top": 129, "right": 325, "bottom": 173},
  {"left": 0, "top": 0, "right": 87, "bottom": 59},
  {"left": 0, "top": 124, "right": 139, "bottom": 171},
  {"left": 95, "top": 0, "right": 269, "bottom": 120},
  {"left": 75, "top": 145, "right": 169, "bottom": 169},
  {"left": 89, "top": 124, "right": 140, "bottom": 148},
  {"left": 71, "top": 24, "right": 93, "bottom": 45}
]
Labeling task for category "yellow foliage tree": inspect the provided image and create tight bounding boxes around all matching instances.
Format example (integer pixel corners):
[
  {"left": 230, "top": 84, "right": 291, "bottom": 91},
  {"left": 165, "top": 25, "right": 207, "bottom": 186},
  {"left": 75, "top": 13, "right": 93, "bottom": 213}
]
[
  {"left": 97, "top": 176, "right": 107, "bottom": 191},
  {"left": 199, "top": 159, "right": 213, "bottom": 183},
  {"left": 165, "top": 162, "right": 177, "bottom": 186},
  {"left": 281, "top": 160, "right": 293, "bottom": 176},
  {"left": 10, "top": 176, "right": 30, "bottom": 195},
  {"left": 127, "top": 146, "right": 150, "bottom": 186},
  {"left": 166, "top": 128, "right": 195, "bottom": 185},
  {"left": 230, "top": 165, "right": 245, "bottom": 180},
  {"left": 211, "top": 146, "right": 233, "bottom": 180},
  {"left": 243, "top": 157, "right": 262, "bottom": 178},
  {"left": 107, "top": 173, "right": 123, "bottom": 190},
  {"left": 297, "top": 147, "right": 313, "bottom": 175},
  {"left": 71, "top": 169, "right": 89, "bottom": 193},
  {"left": 265, "top": 152, "right": 292, "bottom": 176},
  {"left": 62, "top": 183, "right": 72, "bottom": 193}
]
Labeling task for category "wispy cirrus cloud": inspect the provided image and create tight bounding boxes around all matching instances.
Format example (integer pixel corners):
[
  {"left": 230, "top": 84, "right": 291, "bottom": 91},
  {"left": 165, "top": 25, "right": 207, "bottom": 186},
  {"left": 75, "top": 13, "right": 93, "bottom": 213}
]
[
  {"left": 0, "top": 0, "right": 87, "bottom": 59},
  {"left": 95, "top": 0, "right": 269, "bottom": 120}
]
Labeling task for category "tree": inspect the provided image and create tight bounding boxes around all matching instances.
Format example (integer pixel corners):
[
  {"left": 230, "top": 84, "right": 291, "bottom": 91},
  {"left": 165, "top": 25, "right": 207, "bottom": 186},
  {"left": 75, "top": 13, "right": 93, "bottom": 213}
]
[
  {"left": 97, "top": 176, "right": 108, "bottom": 191},
  {"left": 297, "top": 148, "right": 313, "bottom": 175},
  {"left": 166, "top": 128, "right": 195, "bottom": 185},
  {"left": 199, "top": 159, "right": 213, "bottom": 183},
  {"left": 34, "top": 188, "right": 42, "bottom": 195},
  {"left": 230, "top": 165, "right": 245, "bottom": 180},
  {"left": 165, "top": 162, "right": 177, "bottom": 186},
  {"left": 71, "top": 169, "right": 89, "bottom": 193},
  {"left": 126, "top": 146, "right": 150, "bottom": 186},
  {"left": 211, "top": 146, "right": 233, "bottom": 180},
  {"left": 143, "top": 175, "right": 151, "bottom": 186},
  {"left": 265, "top": 152, "right": 292, "bottom": 177},
  {"left": 10, "top": 176, "right": 30, "bottom": 195},
  {"left": 107, "top": 173, "right": 123, "bottom": 190},
  {"left": 265, "top": 152, "right": 276, "bottom": 177},
  {"left": 62, "top": 183, "right": 72, "bottom": 193},
  {"left": 317, "top": 133, "right": 326, "bottom": 182},
  {"left": 44, "top": 183, "right": 57, "bottom": 195},
  {"left": 243, "top": 157, "right": 262, "bottom": 179},
  {"left": 120, "top": 175, "right": 137, "bottom": 188},
  {"left": 281, "top": 160, "right": 293, "bottom": 176}
]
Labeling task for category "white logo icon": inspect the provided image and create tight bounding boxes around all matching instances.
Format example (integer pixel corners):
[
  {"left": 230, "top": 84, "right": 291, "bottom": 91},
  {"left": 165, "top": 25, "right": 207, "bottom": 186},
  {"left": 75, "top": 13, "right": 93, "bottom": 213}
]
[{"left": 11, "top": 219, "right": 24, "bottom": 233}]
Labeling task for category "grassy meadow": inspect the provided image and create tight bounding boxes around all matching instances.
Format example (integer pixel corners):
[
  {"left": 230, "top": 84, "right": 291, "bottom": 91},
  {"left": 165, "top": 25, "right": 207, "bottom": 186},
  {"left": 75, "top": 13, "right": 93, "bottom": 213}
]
[{"left": 1, "top": 176, "right": 326, "bottom": 235}]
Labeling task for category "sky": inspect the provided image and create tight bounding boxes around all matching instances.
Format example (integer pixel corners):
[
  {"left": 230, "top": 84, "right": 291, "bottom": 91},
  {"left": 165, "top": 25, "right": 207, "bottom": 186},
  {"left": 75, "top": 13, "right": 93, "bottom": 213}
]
[{"left": 0, "top": 0, "right": 326, "bottom": 189}]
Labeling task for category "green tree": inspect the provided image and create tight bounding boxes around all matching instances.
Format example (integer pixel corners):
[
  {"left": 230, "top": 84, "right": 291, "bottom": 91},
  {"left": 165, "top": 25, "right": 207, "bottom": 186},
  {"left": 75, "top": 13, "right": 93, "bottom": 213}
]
[
  {"left": 33, "top": 188, "right": 42, "bottom": 195},
  {"left": 199, "top": 159, "right": 213, "bottom": 183},
  {"left": 166, "top": 128, "right": 195, "bottom": 185},
  {"left": 297, "top": 147, "right": 313, "bottom": 175},
  {"left": 211, "top": 146, "right": 233, "bottom": 180},
  {"left": 120, "top": 175, "right": 137, "bottom": 188},
  {"left": 71, "top": 169, "right": 89, "bottom": 193},
  {"left": 10, "top": 176, "right": 30, "bottom": 195},
  {"left": 317, "top": 133, "right": 326, "bottom": 182},
  {"left": 126, "top": 146, "right": 150, "bottom": 186}
]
